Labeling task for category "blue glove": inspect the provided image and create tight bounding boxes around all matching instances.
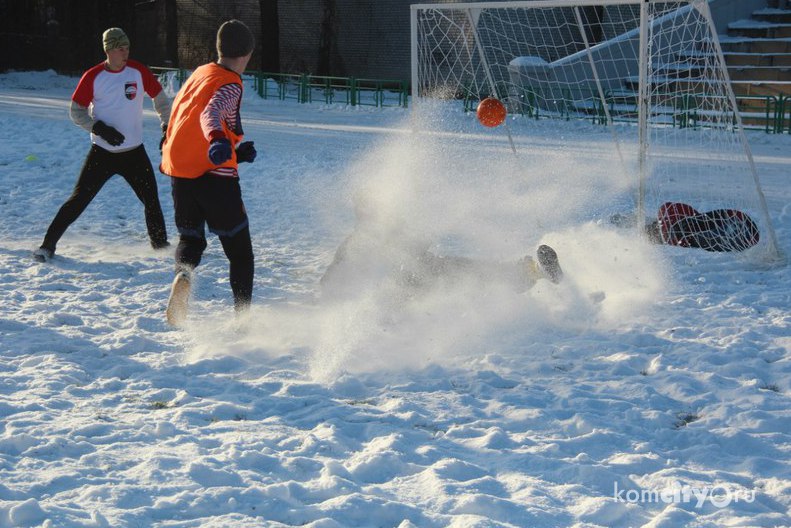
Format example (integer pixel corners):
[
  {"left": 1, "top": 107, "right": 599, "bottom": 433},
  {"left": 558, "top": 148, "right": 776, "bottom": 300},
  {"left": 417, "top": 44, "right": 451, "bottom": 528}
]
[
  {"left": 208, "top": 138, "right": 232, "bottom": 165},
  {"left": 235, "top": 141, "right": 257, "bottom": 163}
]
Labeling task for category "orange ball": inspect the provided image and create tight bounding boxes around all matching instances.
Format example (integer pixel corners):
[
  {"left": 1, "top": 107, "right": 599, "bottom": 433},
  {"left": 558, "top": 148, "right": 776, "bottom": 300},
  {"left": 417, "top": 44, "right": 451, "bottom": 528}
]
[{"left": 476, "top": 97, "right": 507, "bottom": 127}]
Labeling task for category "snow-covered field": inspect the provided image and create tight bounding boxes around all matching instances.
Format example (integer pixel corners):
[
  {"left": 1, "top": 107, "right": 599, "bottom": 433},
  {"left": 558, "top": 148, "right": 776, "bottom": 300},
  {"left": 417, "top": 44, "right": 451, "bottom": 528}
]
[{"left": 0, "top": 70, "right": 789, "bottom": 527}]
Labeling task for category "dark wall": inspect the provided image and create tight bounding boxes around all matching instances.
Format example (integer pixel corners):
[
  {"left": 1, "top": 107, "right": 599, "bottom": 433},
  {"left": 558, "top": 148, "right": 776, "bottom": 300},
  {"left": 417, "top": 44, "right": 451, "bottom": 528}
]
[
  {"left": 1, "top": 0, "right": 424, "bottom": 82},
  {"left": 0, "top": 0, "right": 140, "bottom": 73},
  {"left": 135, "top": 0, "right": 178, "bottom": 67},
  {"left": 277, "top": 0, "right": 413, "bottom": 79},
  {"left": 0, "top": 0, "right": 265, "bottom": 73},
  {"left": 334, "top": 0, "right": 413, "bottom": 79},
  {"left": 275, "top": 0, "right": 519, "bottom": 81},
  {"left": 173, "top": 0, "right": 262, "bottom": 69}
]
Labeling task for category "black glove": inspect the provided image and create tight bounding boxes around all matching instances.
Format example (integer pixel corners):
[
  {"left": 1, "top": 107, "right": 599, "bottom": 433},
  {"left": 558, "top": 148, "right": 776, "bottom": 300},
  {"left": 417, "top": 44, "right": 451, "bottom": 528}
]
[
  {"left": 208, "top": 138, "right": 232, "bottom": 165},
  {"left": 159, "top": 125, "right": 167, "bottom": 153},
  {"left": 235, "top": 141, "right": 257, "bottom": 163},
  {"left": 92, "top": 120, "right": 125, "bottom": 147}
]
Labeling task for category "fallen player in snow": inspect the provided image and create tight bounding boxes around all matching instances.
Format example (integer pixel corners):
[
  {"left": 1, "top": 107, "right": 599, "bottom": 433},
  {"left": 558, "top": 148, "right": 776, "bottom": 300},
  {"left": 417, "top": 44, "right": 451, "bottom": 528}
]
[
  {"left": 320, "top": 197, "right": 563, "bottom": 298},
  {"left": 611, "top": 201, "right": 760, "bottom": 253}
]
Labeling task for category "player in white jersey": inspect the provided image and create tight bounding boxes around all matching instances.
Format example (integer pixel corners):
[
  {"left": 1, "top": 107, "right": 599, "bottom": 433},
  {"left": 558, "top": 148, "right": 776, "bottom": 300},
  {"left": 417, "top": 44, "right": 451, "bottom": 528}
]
[{"left": 33, "top": 27, "right": 171, "bottom": 262}]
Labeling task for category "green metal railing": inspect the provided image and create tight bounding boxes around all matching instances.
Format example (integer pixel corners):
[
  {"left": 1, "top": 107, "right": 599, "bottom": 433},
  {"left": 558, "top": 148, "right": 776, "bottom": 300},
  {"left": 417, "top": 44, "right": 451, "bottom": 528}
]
[
  {"left": 153, "top": 67, "right": 408, "bottom": 109},
  {"left": 155, "top": 66, "right": 791, "bottom": 133},
  {"left": 461, "top": 85, "right": 790, "bottom": 134},
  {"left": 776, "top": 95, "right": 791, "bottom": 134},
  {"left": 671, "top": 94, "right": 785, "bottom": 134},
  {"left": 351, "top": 77, "right": 410, "bottom": 108}
]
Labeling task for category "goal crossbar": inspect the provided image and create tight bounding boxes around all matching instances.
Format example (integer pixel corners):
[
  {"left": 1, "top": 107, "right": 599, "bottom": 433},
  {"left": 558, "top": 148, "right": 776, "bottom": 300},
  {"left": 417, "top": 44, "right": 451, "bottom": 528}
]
[{"left": 412, "top": 0, "right": 654, "bottom": 10}]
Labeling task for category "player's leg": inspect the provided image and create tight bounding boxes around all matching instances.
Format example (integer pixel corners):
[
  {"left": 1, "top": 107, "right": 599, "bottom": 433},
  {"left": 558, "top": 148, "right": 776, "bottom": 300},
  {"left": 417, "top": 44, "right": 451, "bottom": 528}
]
[
  {"left": 518, "top": 256, "right": 541, "bottom": 288},
  {"left": 167, "top": 177, "right": 207, "bottom": 326},
  {"left": 681, "top": 210, "right": 760, "bottom": 252},
  {"left": 515, "top": 245, "right": 563, "bottom": 291},
  {"left": 119, "top": 145, "right": 169, "bottom": 249},
  {"left": 219, "top": 227, "right": 254, "bottom": 311},
  {"left": 203, "top": 176, "right": 253, "bottom": 311},
  {"left": 418, "top": 251, "right": 476, "bottom": 279},
  {"left": 38, "top": 145, "right": 115, "bottom": 257},
  {"left": 171, "top": 177, "right": 208, "bottom": 270}
]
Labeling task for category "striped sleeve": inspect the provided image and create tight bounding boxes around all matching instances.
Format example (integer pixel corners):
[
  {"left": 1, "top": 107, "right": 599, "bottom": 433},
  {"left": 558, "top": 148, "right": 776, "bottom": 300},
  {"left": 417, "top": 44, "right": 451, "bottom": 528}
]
[{"left": 200, "top": 83, "right": 242, "bottom": 141}]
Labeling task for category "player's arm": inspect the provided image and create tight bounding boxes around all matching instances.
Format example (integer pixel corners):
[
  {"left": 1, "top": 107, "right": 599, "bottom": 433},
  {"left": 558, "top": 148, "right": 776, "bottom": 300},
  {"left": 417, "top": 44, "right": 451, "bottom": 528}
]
[
  {"left": 152, "top": 91, "right": 171, "bottom": 132},
  {"left": 69, "top": 100, "right": 93, "bottom": 133},
  {"left": 200, "top": 83, "right": 242, "bottom": 140},
  {"left": 201, "top": 83, "right": 247, "bottom": 165},
  {"left": 70, "top": 68, "right": 96, "bottom": 133}
]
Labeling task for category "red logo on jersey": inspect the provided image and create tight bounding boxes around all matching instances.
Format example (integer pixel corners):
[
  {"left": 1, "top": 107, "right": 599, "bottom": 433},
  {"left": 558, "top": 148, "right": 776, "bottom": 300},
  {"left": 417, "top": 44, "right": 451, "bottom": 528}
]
[{"left": 125, "top": 81, "right": 138, "bottom": 100}]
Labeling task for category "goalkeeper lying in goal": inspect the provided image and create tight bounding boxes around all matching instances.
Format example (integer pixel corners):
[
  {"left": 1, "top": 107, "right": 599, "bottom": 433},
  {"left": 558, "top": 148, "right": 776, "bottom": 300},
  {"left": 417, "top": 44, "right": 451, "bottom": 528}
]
[{"left": 612, "top": 202, "right": 760, "bottom": 253}]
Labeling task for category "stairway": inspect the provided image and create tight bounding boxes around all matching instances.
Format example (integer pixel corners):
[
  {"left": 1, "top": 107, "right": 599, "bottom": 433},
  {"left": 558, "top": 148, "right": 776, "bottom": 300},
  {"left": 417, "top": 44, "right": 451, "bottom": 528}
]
[
  {"left": 613, "top": 1, "right": 791, "bottom": 132},
  {"left": 722, "top": 0, "right": 791, "bottom": 100},
  {"left": 563, "top": 2, "right": 791, "bottom": 131},
  {"left": 715, "top": 0, "right": 791, "bottom": 130}
]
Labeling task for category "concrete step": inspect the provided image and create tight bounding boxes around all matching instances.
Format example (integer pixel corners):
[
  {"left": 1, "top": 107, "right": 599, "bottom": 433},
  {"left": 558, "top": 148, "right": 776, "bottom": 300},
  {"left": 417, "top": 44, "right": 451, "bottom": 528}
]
[
  {"left": 731, "top": 80, "right": 791, "bottom": 96},
  {"left": 719, "top": 37, "right": 791, "bottom": 54},
  {"left": 727, "top": 65, "right": 791, "bottom": 81},
  {"left": 752, "top": 8, "right": 791, "bottom": 24},
  {"left": 727, "top": 21, "right": 791, "bottom": 39},
  {"left": 606, "top": 89, "right": 638, "bottom": 105},
  {"left": 622, "top": 75, "right": 791, "bottom": 97},
  {"left": 679, "top": 49, "right": 791, "bottom": 67},
  {"left": 622, "top": 76, "right": 712, "bottom": 92},
  {"left": 722, "top": 52, "right": 791, "bottom": 67},
  {"left": 765, "top": 0, "right": 791, "bottom": 9}
]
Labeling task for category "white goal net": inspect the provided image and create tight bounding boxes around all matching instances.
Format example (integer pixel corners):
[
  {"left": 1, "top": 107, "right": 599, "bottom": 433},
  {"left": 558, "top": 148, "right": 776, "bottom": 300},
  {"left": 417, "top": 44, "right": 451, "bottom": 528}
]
[{"left": 411, "top": 0, "right": 780, "bottom": 262}]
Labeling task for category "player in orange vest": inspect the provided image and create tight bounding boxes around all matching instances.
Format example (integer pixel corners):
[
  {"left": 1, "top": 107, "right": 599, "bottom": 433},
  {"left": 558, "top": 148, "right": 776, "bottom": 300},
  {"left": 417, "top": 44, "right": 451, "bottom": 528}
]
[{"left": 160, "top": 20, "right": 257, "bottom": 326}]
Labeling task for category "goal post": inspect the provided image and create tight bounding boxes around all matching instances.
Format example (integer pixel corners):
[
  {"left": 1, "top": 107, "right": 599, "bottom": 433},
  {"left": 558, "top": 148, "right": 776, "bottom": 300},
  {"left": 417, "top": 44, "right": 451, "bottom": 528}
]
[{"left": 410, "top": 0, "right": 781, "bottom": 262}]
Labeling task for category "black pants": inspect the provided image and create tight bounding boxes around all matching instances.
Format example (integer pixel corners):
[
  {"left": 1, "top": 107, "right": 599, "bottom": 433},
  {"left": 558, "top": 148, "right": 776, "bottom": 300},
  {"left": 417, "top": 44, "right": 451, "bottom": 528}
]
[
  {"left": 674, "top": 210, "right": 760, "bottom": 252},
  {"left": 171, "top": 174, "right": 254, "bottom": 310},
  {"left": 42, "top": 144, "right": 168, "bottom": 251}
]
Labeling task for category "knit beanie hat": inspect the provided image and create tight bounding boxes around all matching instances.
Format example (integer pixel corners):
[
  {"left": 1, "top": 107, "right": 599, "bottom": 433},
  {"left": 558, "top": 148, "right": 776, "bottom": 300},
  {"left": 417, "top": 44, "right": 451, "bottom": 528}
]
[
  {"left": 216, "top": 20, "right": 254, "bottom": 58},
  {"left": 103, "top": 27, "right": 130, "bottom": 51}
]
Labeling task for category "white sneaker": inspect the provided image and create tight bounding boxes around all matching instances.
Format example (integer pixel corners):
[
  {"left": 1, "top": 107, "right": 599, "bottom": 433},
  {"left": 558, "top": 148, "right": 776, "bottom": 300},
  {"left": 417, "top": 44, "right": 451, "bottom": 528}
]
[{"left": 166, "top": 271, "right": 191, "bottom": 327}]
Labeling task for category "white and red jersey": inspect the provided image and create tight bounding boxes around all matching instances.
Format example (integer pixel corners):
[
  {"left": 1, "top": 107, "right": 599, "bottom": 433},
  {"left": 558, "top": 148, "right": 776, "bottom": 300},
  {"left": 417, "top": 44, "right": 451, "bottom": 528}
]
[{"left": 72, "top": 59, "right": 163, "bottom": 152}]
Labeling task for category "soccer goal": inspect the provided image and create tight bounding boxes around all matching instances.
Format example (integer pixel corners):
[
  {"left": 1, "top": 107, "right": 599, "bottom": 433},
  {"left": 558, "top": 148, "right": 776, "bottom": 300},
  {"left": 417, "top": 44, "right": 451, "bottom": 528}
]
[{"left": 410, "top": 0, "right": 781, "bottom": 262}]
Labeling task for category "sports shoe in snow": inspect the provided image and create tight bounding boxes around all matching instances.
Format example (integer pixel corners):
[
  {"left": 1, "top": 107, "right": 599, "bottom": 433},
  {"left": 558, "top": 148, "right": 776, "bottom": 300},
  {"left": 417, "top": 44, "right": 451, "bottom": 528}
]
[
  {"left": 537, "top": 244, "right": 563, "bottom": 284},
  {"left": 152, "top": 240, "right": 171, "bottom": 251},
  {"left": 33, "top": 247, "right": 54, "bottom": 263},
  {"left": 166, "top": 271, "right": 191, "bottom": 327}
]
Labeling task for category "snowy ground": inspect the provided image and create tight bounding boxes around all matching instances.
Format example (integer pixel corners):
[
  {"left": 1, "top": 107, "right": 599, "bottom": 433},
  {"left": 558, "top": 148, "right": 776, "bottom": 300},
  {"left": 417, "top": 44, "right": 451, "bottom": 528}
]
[{"left": 0, "top": 70, "right": 789, "bottom": 527}]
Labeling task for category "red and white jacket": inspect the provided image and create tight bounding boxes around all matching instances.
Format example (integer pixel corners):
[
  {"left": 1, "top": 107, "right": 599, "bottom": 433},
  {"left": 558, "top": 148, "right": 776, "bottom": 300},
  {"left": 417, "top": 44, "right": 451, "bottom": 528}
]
[{"left": 72, "top": 59, "right": 164, "bottom": 152}]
